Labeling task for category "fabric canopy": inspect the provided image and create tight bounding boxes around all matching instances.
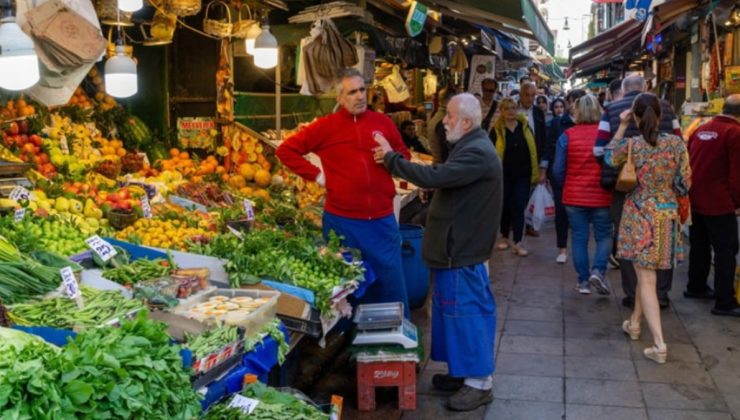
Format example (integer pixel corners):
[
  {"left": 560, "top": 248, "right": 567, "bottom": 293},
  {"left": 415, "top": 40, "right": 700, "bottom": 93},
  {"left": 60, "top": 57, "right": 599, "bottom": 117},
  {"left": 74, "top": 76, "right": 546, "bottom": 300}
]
[
  {"left": 431, "top": 0, "right": 555, "bottom": 55},
  {"left": 568, "top": 18, "right": 646, "bottom": 77}
]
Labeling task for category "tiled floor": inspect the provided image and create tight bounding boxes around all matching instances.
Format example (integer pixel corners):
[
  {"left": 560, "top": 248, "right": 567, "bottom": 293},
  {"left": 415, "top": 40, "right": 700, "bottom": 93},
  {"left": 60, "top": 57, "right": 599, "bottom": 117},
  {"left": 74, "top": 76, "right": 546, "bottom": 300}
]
[{"left": 342, "top": 227, "right": 740, "bottom": 419}]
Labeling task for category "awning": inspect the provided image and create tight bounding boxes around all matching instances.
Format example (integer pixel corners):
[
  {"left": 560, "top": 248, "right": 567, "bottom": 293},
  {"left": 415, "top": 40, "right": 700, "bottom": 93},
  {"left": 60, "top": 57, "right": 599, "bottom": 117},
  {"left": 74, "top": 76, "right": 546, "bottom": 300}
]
[
  {"left": 430, "top": 0, "right": 555, "bottom": 55},
  {"left": 641, "top": 0, "right": 702, "bottom": 43},
  {"left": 568, "top": 18, "right": 646, "bottom": 77}
]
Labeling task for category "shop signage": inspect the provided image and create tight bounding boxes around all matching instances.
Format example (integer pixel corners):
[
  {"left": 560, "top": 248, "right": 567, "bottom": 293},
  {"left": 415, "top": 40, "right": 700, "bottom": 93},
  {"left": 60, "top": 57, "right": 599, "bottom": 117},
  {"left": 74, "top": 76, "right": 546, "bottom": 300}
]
[
  {"left": 177, "top": 117, "right": 218, "bottom": 150},
  {"left": 625, "top": 0, "right": 653, "bottom": 21},
  {"left": 85, "top": 235, "right": 118, "bottom": 262},
  {"left": 405, "top": 1, "right": 427, "bottom": 38}
]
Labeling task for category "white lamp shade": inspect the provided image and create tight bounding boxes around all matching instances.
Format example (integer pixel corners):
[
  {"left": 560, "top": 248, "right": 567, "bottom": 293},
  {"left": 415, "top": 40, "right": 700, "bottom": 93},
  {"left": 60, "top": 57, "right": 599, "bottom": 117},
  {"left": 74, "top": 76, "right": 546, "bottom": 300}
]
[
  {"left": 105, "top": 49, "right": 138, "bottom": 98},
  {"left": 253, "top": 24, "right": 277, "bottom": 69},
  {"left": 245, "top": 24, "right": 261, "bottom": 55},
  {"left": 118, "top": 0, "right": 142, "bottom": 12},
  {"left": 0, "top": 21, "right": 40, "bottom": 90}
]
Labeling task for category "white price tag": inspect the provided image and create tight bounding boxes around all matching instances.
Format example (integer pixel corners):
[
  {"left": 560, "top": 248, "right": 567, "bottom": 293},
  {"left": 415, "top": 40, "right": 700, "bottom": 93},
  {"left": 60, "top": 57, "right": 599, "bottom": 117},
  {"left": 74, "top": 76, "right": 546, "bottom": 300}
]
[
  {"left": 9, "top": 186, "right": 30, "bottom": 201},
  {"left": 85, "top": 235, "right": 118, "bottom": 262},
  {"left": 243, "top": 199, "right": 255, "bottom": 221},
  {"left": 60, "top": 266, "right": 79, "bottom": 299},
  {"left": 228, "top": 395, "right": 260, "bottom": 414},
  {"left": 60, "top": 135, "right": 70, "bottom": 155},
  {"left": 141, "top": 195, "right": 152, "bottom": 219},
  {"left": 13, "top": 208, "right": 25, "bottom": 222}
]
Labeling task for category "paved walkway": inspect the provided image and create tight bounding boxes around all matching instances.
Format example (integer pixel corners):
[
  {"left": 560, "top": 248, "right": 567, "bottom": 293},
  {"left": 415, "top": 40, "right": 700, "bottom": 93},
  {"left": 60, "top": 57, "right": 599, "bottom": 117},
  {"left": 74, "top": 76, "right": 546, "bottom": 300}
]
[{"left": 347, "top": 226, "right": 740, "bottom": 419}]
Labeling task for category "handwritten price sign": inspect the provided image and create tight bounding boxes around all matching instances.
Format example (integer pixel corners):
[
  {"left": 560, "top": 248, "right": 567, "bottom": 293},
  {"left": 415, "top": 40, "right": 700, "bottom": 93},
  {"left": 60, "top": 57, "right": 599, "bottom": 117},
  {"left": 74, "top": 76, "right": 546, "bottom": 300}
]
[{"left": 85, "top": 235, "right": 117, "bottom": 262}]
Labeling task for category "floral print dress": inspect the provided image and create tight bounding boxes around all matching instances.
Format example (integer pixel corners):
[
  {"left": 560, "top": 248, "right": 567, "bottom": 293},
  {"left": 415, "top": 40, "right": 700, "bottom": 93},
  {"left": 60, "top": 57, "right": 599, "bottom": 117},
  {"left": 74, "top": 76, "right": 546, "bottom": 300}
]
[{"left": 605, "top": 133, "right": 691, "bottom": 270}]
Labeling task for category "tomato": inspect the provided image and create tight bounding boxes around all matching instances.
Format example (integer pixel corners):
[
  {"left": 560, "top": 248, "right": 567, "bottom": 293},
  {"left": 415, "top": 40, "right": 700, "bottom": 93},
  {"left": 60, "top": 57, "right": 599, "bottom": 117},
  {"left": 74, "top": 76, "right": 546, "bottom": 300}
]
[
  {"left": 17, "top": 120, "right": 28, "bottom": 134},
  {"left": 7, "top": 122, "right": 19, "bottom": 135},
  {"left": 22, "top": 143, "right": 35, "bottom": 154},
  {"left": 38, "top": 153, "right": 49, "bottom": 164},
  {"left": 30, "top": 135, "right": 42, "bottom": 147},
  {"left": 19, "top": 134, "right": 28, "bottom": 146},
  {"left": 119, "top": 188, "right": 130, "bottom": 200}
]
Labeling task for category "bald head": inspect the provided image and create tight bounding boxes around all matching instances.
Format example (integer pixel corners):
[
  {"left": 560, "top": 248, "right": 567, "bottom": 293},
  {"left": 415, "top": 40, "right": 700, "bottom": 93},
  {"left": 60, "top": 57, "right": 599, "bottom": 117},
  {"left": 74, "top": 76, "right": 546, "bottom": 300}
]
[
  {"left": 622, "top": 74, "right": 646, "bottom": 95},
  {"left": 722, "top": 94, "right": 740, "bottom": 119},
  {"left": 520, "top": 82, "right": 537, "bottom": 108}
]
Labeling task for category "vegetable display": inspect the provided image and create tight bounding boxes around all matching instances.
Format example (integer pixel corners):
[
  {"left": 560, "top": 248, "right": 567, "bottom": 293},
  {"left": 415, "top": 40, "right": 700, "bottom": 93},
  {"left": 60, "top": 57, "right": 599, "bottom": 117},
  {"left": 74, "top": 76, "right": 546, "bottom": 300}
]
[
  {"left": 0, "top": 216, "right": 89, "bottom": 257},
  {"left": 0, "top": 236, "right": 68, "bottom": 303},
  {"left": 185, "top": 324, "right": 240, "bottom": 360},
  {"left": 101, "top": 257, "right": 175, "bottom": 286},
  {"left": 0, "top": 312, "right": 202, "bottom": 419},
  {"left": 244, "top": 318, "right": 290, "bottom": 365},
  {"left": 203, "top": 382, "right": 329, "bottom": 420},
  {"left": 8, "top": 287, "right": 143, "bottom": 329}
]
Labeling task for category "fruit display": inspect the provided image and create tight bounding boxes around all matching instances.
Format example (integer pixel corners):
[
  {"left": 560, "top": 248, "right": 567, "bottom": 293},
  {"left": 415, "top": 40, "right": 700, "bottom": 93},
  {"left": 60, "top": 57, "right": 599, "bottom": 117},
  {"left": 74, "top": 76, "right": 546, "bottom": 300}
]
[
  {"left": 116, "top": 218, "right": 215, "bottom": 250},
  {"left": 0, "top": 215, "right": 90, "bottom": 256},
  {"left": 0, "top": 97, "right": 36, "bottom": 120},
  {"left": 117, "top": 114, "right": 152, "bottom": 151}
]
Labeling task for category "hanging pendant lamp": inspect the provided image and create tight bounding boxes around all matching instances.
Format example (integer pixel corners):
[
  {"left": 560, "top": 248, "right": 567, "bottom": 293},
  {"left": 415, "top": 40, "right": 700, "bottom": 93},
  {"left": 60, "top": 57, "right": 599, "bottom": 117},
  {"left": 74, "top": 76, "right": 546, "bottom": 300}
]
[
  {"left": 0, "top": 1, "right": 40, "bottom": 90},
  {"left": 253, "top": 23, "right": 277, "bottom": 69}
]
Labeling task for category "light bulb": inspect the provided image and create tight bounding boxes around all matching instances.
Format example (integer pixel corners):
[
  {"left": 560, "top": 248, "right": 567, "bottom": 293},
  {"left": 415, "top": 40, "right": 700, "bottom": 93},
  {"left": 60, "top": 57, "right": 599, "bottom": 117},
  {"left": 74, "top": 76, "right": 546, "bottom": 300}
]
[
  {"left": 253, "top": 24, "right": 277, "bottom": 69},
  {"left": 118, "top": 0, "right": 142, "bottom": 13},
  {"left": 245, "top": 23, "right": 261, "bottom": 55},
  {"left": 0, "top": 20, "right": 40, "bottom": 90},
  {"left": 105, "top": 46, "right": 138, "bottom": 98}
]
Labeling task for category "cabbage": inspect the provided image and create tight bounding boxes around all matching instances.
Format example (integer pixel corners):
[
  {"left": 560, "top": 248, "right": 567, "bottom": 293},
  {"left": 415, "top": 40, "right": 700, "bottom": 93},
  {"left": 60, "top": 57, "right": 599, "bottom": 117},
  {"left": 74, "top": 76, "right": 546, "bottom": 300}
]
[{"left": 0, "top": 327, "right": 53, "bottom": 352}]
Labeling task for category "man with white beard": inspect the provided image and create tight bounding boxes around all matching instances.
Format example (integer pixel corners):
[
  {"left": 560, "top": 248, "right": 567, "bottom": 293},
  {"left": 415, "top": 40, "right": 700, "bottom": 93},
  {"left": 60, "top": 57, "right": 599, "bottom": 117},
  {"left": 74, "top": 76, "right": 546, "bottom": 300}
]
[{"left": 373, "top": 93, "right": 503, "bottom": 411}]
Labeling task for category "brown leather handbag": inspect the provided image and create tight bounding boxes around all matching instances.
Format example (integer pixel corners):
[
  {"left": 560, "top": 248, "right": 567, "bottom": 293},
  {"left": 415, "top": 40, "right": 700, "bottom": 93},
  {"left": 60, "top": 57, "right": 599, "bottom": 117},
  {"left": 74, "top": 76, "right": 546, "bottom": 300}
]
[{"left": 615, "top": 137, "right": 637, "bottom": 193}]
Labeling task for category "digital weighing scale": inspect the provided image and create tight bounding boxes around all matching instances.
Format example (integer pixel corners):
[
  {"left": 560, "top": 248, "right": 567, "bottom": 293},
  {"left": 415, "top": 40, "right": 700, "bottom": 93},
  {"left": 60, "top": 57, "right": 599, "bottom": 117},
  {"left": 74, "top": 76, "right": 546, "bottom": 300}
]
[{"left": 352, "top": 303, "right": 418, "bottom": 349}]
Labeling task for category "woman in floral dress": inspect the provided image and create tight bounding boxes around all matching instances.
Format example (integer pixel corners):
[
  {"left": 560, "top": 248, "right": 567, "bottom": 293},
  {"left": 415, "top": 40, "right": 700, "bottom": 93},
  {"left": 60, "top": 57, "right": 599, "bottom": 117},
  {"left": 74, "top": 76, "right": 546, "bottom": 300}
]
[{"left": 605, "top": 93, "right": 691, "bottom": 364}]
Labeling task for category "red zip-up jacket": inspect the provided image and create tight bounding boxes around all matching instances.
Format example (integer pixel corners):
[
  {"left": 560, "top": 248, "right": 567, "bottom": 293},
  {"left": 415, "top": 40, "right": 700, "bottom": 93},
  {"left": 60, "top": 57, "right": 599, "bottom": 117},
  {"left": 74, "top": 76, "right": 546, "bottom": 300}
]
[
  {"left": 688, "top": 115, "right": 740, "bottom": 215},
  {"left": 276, "top": 108, "right": 411, "bottom": 219}
]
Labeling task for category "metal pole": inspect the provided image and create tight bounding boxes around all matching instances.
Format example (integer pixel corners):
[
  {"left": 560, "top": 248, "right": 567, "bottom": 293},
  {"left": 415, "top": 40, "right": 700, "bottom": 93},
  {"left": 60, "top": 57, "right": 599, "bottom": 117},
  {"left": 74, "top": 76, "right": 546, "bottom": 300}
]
[{"left": 276, "top": 48, "right": 282, "bottom": 141}]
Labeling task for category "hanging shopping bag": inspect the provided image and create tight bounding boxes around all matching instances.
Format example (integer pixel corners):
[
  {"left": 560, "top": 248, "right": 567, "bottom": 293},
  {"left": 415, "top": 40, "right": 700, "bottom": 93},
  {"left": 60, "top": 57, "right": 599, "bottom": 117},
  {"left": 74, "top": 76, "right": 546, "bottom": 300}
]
[{"left": 525, "top": 184, "right": 556, "bottom": 231}]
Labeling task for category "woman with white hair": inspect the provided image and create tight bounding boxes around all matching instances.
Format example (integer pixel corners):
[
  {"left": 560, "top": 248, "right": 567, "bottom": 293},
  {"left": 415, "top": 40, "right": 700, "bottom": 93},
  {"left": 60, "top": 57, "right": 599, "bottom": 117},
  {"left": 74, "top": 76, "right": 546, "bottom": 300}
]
[{"left": 553, "top": 94, "right": 613, "bottom": 295}]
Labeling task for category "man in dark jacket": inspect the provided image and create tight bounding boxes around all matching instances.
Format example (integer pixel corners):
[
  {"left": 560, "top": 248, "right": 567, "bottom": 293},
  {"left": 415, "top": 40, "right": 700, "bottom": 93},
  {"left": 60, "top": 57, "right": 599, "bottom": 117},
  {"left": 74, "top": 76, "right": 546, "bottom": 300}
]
[
  {"left": 594, "top": 74, "right": 682, "bottom": 309},
  {"left": 519, "top": 81, "right": 547, "bottom": 236},
  {"left": 373, "top": 93, "right": 502, "bottom": 412},
  {"left": 686, "top": 94, "right": 740, "bottom": 317}
]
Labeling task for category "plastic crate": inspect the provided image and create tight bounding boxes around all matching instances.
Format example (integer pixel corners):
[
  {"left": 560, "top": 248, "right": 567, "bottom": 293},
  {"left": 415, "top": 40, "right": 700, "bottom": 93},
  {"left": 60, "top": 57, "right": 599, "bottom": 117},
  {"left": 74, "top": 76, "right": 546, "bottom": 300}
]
[
  {"left": 277, "top": 307, "right": 322, "bottom": 338},
  {"left": 173, "top": 289, "right": 279, "bottom": 335}
]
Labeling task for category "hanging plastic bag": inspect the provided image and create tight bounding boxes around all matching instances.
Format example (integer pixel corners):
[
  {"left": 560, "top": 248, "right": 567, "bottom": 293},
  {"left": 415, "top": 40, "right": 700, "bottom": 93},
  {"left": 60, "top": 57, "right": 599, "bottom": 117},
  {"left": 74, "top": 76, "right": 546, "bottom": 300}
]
[{"left": 525, "top": 185, "right": 555, "bottom": 231}]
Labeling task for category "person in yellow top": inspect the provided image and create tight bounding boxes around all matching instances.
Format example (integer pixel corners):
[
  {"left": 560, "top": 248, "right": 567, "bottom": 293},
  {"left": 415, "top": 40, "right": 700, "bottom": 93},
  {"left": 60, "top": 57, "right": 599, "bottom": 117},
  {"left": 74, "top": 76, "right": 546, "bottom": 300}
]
[{"left": 490, "top": 97, "right": 539, "bottom": 256}]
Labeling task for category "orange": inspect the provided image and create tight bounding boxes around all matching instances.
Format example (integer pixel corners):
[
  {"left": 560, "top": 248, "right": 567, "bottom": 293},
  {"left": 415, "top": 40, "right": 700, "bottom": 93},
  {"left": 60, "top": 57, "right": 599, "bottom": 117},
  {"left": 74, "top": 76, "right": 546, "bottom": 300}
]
[
  {"left": 179, "top": 151, "right": 189, "bottom": 160},
  {"left": 261, "top": 161, "right": 271, "bottom": 171},
  {"left": 238, "top": 163, "right": 255, "bottom": 181},
  {"left": 254, "top": 169, "right": 271, "bottom": 188},
  {"left": 253, "top": 188, "right": 270, "bottom": 201},
  {"left": 116, "top": 148, "right": 126, "bottom": 157},
  {"left": 228, "top": 175, "right": 246, "bottom": 189},
  {"left": 169, "top": 148, "right": 180, "bottom": 158}
]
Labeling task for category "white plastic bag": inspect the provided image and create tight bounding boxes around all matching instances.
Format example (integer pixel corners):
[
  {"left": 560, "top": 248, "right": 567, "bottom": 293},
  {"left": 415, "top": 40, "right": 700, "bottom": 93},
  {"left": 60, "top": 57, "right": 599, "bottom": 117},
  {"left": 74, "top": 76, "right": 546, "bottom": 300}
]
[{"left": 525, "top": 185, "right": 556, "bottom": 231}]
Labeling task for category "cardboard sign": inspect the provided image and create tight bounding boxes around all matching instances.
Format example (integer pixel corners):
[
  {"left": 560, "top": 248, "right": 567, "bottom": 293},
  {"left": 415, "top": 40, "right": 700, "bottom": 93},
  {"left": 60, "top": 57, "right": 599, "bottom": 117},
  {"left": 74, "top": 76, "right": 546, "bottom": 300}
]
[
  {"left": 14, "top": 208, "right": 26, "bottom": 222},
  {"left": 177, "top": 117, "right": 218, "bottom": 150},
  {"left": 141, "top": 195, "right": 152, "bottom": 218},
  {"left": 242, "top": 199, "right": 255, "bottom": 221},
  {"left": 85, "top": 235, "right": 117, "bottom": 262}
]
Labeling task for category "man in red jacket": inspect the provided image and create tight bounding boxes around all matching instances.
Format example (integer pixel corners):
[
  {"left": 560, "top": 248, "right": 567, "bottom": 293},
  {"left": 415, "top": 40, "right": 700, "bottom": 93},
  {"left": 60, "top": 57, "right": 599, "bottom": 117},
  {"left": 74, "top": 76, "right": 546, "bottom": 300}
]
[
  {"left": 276, "top": 68, "right": 412, "bottom": 317},
  {"left": 686, "top": 94, "right": 740, "bottom": 317}
]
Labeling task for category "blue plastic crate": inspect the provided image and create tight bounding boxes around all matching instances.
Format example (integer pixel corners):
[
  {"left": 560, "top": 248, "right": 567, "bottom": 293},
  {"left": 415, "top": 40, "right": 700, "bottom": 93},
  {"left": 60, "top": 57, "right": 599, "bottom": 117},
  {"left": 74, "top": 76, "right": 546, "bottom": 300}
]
[{"left": 102, "top": 237, "right": 169, "bottom": 261}]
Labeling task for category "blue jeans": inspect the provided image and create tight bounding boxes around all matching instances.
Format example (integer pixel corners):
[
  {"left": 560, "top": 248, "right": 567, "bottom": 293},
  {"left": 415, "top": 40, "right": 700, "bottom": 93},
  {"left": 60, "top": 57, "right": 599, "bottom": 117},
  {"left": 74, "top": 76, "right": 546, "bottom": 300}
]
[
  {"left": 322, "top": 211, "right": 410, "bottom": 319},
  {"left": 565, "top": 206, "right": 612, "bottom": 283},
  {"left": 501, "top": 176, "right": 531, "bottom": 243}
]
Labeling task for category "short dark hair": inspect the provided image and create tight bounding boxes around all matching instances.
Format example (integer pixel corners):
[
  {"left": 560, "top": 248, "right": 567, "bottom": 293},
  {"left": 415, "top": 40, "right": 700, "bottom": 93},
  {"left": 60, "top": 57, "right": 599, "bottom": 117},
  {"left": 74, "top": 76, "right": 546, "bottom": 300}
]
[
  {"left": 722, "top": 98, "right": 740, "bottom": 116},
  {"left": 566, "top": 89, "right": 587, "bottom": 103},
  {"left": 399, "top": 120, "right": 415, "bottom": 130},
  {"left": 509, "top": 89, "right": 520, "bottom": 97},
  {"left": 608, "top": 79, "right": 622, "bottom": 97},
  {"left": 482, "top": 78, "right": 497, "bottom": 89},
  {"left": 536, "top": 95, "right": 548, "bottom": 104},
  {"left": 519, "top": 76, "right": 532, "bottom": 84}
]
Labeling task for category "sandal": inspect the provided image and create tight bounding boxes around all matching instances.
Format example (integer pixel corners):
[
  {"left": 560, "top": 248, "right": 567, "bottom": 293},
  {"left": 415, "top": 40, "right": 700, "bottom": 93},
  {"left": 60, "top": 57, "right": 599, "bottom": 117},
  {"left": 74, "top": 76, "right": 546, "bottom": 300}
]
[
  {"left": 643, "top": 344, "right": 667, "bottom": 364},
  {"left": 622, "top": 320, "right": 640, "bottom": 340},
  {"left": 496, "top": 239, "right": 510, "bottom": 250}
]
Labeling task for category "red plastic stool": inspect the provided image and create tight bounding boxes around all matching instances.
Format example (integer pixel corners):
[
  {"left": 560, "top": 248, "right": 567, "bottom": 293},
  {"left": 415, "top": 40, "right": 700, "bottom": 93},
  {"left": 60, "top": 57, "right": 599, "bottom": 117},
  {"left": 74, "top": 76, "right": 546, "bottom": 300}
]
[{"left": 357, "top": 360, "right": 416, "bottom": 411}]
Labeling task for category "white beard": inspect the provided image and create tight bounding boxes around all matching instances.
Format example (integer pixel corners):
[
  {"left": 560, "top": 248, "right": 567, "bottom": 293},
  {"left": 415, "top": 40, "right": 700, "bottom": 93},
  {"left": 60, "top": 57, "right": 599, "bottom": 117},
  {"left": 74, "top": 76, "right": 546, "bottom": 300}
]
[{"left": 445, "top": 120, "right": 465, "bottom": 143}]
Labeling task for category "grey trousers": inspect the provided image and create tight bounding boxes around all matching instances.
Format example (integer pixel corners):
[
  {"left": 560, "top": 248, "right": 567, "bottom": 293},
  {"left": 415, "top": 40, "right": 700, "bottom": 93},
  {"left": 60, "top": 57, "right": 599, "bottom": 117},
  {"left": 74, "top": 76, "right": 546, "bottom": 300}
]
[{"left": 611, "top": 192, "right": 673, "bottom": 301}]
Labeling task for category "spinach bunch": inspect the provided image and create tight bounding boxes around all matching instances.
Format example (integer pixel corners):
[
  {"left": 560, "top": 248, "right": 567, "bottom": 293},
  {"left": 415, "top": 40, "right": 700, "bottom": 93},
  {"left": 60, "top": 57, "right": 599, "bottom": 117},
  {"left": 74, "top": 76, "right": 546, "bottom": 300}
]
[{"left": 202, "top": 382, "right": 328, "bottom": 420}]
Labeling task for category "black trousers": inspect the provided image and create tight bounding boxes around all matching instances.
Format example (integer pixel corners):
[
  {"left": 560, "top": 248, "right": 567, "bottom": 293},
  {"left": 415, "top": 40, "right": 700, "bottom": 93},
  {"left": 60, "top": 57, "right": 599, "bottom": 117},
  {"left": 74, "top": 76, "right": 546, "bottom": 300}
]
[
  {"left": 549, "top": 181, "right": 569, "bottom": 249},
  {"left": 688, "top": 212, "right": 739, "bottom": 310},
  {"left": 611, "top": 192, "right": 673, "bottom": 300}
]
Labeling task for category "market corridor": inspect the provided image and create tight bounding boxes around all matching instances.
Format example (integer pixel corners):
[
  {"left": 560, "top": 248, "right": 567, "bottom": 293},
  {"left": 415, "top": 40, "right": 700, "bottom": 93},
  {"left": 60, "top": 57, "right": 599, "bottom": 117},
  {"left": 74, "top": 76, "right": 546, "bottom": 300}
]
[{"left": 346, "top": 226, "right": 740, "bottom": 420}]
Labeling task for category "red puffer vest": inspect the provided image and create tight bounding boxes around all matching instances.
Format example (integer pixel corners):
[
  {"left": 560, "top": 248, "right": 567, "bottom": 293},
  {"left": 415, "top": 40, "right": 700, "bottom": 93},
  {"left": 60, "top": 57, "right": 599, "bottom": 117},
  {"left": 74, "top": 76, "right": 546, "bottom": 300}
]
[{"left": 562, "top": 124, "right": 613, "bottom": 208}]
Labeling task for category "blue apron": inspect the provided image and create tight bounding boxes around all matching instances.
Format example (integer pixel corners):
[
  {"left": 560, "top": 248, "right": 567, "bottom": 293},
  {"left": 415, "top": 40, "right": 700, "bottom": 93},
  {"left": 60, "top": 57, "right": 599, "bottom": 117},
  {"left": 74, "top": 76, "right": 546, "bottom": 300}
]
[
  {"left": 322, "top": 211, "right": 410, "bottom": 319},
  {"left": 431, "top": 264, "right": 496, "bottom": 377}
]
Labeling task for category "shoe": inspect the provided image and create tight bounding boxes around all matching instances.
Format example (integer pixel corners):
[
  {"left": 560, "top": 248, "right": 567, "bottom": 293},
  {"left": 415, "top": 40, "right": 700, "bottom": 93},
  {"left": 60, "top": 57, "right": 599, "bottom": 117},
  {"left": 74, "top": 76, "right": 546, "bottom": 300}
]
[
  {"left": 512, "top": 243, "right": 528, "bottom": 257},
  {"left": 447, "top": 385, "right": 493, "bottom": 411},
  {"left": 608, "top": 254, "right": 621, "bottom": 269},
  {"left": 683, "top": 288, "right": 715, "bottom": 300},
  {"left": 643, "top": 344, "right": 667, "bottom": 364},
  {"left": 556, "top": 253, "right": 568, "bottom": 264},
  {"left": 658, "top": 298, "right": 670, "bottom": 309},
  {"left": 710, "top": 306, "right": 740, "bottom": 318},
  {"left": 576, "top": 282, "right": 591, "bottom": 295},
  {"left": 496, "top": 239, "right": 510, "bottom": 250},
  {"left": 525, "top": 226, "right": 540, "bottom": 237},
  {"left": 432, "top": 373, "right": 464, "bottom": 392},
  {"left": 622, "top": 320, "right": 640, "bottom": 340},
  {"left": 622, "top": 297, "right": 635, "bottom": 308},
  {"left": 588, "top": 272, "right": 610, "bottom": 295}
]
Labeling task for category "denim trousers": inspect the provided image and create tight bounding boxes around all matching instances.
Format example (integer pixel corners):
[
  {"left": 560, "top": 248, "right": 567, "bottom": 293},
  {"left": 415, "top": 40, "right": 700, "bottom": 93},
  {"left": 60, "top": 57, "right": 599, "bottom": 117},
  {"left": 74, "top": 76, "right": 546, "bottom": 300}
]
[{"left": 565, "top": 206, "right": 613, "bottom": 283}]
